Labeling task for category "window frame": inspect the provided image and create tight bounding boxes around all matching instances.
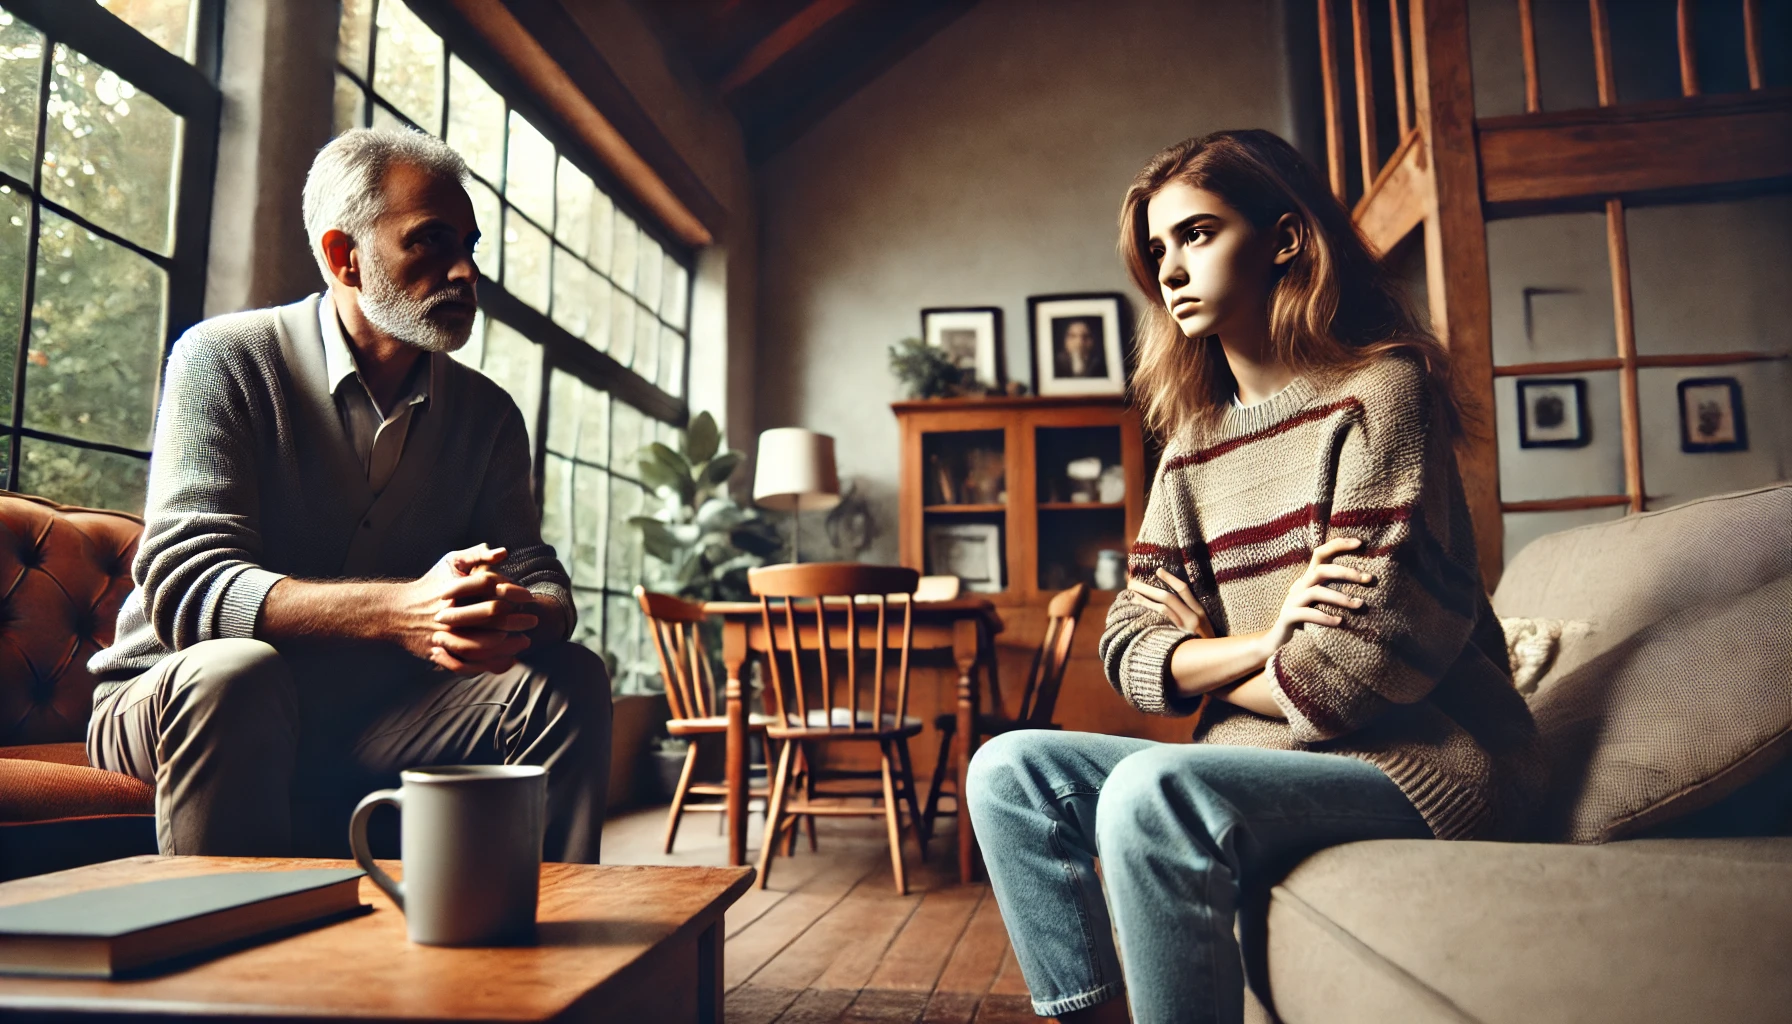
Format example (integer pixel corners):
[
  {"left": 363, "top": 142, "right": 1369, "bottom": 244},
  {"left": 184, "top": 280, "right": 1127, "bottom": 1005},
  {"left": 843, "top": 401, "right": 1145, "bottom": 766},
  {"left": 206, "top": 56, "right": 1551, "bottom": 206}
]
[{"left": 0, "top": 0, "right": 223, "bottom": 490}]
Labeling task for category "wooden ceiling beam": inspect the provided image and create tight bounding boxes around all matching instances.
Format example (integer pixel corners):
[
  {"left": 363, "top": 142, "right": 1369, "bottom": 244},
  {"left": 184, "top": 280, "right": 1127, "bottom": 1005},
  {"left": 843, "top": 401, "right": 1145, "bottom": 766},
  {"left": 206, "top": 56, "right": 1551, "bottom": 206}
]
[
  {"left": 1478, "top": 90, "right": 1792, "bottom": 210},
  {"left": 720, "top": 0, "right": 862, "bottom": 96}
]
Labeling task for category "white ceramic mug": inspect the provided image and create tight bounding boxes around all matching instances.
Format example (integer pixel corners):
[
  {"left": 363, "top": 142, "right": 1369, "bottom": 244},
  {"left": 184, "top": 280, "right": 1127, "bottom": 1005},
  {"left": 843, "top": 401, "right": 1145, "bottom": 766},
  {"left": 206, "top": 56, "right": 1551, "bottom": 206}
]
[{"left": 349, "top": 765, "right": 546, "bottom": 946}]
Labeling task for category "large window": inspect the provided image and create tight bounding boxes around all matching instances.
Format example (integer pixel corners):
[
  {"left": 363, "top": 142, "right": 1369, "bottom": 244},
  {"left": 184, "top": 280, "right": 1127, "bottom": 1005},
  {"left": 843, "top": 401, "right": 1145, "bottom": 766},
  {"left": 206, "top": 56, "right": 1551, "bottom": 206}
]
[
  {"left": 334, "top": 0, "right": 695, "bottom": 685},
  {"left": 0, "top": 0, "right": 220, "bottom": 512}
]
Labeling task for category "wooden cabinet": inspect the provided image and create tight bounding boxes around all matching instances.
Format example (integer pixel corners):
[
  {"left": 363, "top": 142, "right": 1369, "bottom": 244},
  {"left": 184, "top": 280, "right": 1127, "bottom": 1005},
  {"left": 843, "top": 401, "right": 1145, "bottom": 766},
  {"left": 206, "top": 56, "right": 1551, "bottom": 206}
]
[{"left": 892, "top": 396, "right": 1191, "bottom": 744}]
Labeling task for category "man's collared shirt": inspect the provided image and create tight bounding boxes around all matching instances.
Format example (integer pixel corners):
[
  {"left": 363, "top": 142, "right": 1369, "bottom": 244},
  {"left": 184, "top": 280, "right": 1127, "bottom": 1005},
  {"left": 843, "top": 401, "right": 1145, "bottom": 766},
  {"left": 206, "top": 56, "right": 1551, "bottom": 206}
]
[{"left": 318, "top": 298, "right": 437, "bottom": 493}]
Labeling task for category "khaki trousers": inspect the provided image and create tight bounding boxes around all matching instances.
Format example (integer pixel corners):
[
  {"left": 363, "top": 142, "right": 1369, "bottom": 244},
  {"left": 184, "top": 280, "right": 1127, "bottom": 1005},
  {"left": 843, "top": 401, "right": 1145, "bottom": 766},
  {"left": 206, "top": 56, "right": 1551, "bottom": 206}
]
[{"left": 87, "top": 638, "right": 611, "bottom": 862}]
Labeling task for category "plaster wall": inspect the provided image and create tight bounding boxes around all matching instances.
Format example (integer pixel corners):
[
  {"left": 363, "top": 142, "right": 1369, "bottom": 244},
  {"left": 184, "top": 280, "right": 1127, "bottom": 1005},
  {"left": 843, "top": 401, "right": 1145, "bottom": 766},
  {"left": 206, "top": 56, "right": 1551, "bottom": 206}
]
[
  {"left": 1468, "top": 0, "right": 1792, "bottom": 562},
  {"left": 755, "top": 0, "right": 1298, "bottom": 564}
]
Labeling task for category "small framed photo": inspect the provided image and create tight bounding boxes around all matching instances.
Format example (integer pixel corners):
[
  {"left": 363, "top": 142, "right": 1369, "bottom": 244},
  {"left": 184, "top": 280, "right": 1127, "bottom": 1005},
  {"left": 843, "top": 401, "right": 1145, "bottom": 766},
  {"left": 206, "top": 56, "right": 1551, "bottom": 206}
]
[
  {"left": 1678, "top": 377, "right": 1747, "bottom": 453},
  {"left": 921, "top": 307, "right": 1003, "bottom": 390},
  {"left": 1516, "top": 378, "right": 1589, "bottom": 448},
  {"left": 924, "top": 522, "right": 1004, "bottom": 593},
  {"left": 1029, "top": 293, "right": 1129, "bottom": 396}
]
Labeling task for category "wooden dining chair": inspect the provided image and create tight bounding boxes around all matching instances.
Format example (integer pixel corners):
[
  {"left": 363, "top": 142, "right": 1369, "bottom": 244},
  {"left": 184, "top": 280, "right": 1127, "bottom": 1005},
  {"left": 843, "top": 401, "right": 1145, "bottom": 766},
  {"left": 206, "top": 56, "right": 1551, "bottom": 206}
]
[
  {"left": 637, "top": 587, "right": 778, "bottom": 855},
  {"left": 921, "top": 583, "right": 1090, "bottom": 840},
  {"left": 749, "top": 563, "right": 930, "bottom": 894}
]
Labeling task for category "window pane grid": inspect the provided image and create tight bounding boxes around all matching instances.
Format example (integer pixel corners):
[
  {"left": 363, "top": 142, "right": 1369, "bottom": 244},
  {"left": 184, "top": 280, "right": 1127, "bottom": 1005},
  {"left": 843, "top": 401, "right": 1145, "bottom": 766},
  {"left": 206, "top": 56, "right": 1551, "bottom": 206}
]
[{"left": 1, "top": 2, "right": 215, "bottom": 509}]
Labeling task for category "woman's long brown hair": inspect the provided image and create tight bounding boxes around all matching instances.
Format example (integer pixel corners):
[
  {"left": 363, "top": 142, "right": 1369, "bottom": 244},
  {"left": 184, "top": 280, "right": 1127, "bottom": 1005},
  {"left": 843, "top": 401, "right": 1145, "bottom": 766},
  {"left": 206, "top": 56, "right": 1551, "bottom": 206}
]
[{"left": 1118, "top": 130, "right": 1464, "bottom": 441}]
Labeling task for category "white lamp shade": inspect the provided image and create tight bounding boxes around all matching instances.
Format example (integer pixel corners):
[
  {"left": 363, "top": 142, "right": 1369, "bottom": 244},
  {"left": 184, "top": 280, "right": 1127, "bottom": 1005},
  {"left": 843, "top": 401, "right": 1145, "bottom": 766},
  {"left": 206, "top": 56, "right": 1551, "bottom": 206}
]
[{"left": 753, "top": 427, "right": 841, "bottom": 512}]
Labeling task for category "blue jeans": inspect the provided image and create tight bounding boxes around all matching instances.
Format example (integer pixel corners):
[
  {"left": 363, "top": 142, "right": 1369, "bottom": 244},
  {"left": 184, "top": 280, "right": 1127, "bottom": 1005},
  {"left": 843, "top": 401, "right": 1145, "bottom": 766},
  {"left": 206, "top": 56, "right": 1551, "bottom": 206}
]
[{"left": 967, "top": 731, "right": 1430, "bottom": 1022}]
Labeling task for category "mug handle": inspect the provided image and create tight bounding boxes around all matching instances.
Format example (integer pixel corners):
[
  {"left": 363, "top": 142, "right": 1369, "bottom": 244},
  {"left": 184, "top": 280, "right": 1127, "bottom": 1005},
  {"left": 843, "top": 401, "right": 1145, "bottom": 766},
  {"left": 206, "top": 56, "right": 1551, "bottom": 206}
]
[{"left": 349, "top": 788, "right": 405, "bottom": 911}]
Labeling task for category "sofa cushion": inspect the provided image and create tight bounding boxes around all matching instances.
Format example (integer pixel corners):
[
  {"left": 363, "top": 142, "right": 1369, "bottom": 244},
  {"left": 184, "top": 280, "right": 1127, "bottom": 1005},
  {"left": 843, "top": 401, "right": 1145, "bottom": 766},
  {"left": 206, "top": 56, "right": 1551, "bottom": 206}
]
[
  {"left": 1265, "top": 837, "right": 1792, "bottom": 1024},
  {"left": 0, "top": 756, "right": 153, "bottom": 822},
  {"left": 0, "top": 491, "right": 142, "bottom": 746},
  {"left": 1491, "top": 484, "right": 1792, "bottom": 842}
]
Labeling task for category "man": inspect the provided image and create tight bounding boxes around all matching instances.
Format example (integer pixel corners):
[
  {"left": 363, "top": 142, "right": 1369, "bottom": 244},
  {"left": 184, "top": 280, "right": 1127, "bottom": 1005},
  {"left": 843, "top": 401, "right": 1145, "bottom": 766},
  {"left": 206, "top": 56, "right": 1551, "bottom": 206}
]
[
  {"left": 1054, "top": 319, "right": 1107, "bottom": 378},
  {"left": 86, "top": 128, "right": 611, "bottom": 861}
]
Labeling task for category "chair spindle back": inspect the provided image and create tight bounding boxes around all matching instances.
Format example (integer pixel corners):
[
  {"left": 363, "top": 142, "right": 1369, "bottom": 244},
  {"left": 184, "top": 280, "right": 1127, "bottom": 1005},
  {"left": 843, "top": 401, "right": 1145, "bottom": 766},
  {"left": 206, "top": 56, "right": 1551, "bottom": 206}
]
[
  {"left": 636, "top": 587, "right": 718, "bottom": 721},
  {"left": 748, "top": 563, "right": 921, "bottom": 732},
  {"left": 1015, "top": 583, "right": 1090, "bottom": 726}
]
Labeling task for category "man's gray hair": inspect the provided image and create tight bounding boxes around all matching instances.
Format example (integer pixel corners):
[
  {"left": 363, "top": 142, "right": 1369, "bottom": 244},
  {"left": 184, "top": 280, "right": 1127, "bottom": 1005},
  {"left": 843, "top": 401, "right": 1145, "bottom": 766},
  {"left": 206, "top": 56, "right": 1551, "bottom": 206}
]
[{"left": 302, "top": 127, "right": 469, "bottom": 284}]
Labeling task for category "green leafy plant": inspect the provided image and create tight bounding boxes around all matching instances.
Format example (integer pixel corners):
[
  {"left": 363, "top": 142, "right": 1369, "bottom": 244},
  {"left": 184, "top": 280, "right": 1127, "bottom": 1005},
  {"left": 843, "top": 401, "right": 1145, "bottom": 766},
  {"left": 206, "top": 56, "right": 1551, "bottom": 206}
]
[
  {"left": 628, "top": 411, "right": 783, "bottom": 603},
  {"left": 888, "top": 337, "right": 966, "bottom": 399}
]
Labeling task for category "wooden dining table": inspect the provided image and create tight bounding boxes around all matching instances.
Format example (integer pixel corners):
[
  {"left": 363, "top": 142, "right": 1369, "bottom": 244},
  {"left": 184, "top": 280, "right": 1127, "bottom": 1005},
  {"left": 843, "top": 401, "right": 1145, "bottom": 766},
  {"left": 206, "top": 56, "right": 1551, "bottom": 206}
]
[{"left": 701, "top": 596, "right": 1004, "bottom": 882}]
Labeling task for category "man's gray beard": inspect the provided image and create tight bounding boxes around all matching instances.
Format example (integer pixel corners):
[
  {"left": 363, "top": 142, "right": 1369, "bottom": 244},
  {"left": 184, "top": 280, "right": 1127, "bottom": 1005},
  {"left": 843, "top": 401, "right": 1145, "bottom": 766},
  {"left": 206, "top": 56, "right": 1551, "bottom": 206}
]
[{"left": 357, "top": 251, "right": 474, "bottom": 354}]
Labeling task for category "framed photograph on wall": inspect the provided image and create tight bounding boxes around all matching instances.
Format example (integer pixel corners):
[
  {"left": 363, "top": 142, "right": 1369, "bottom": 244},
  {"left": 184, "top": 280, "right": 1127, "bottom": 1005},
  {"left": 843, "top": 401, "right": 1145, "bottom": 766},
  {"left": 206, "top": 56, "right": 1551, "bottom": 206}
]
[
  {"left": 1678, "top": 377, "right": 1748, "bottom": 453},
  {"left": 924, "top": 522, "right": 1004, "bottom": 593},
  {"left": 1029, "top": 293, "right": 1129, "bottom": 396},
  {"left": 921, "top": 307, "right": 1004, "bottom": 390},
  {"left": 1516, "top": 378, "right": 1589, "bottom": 449}
]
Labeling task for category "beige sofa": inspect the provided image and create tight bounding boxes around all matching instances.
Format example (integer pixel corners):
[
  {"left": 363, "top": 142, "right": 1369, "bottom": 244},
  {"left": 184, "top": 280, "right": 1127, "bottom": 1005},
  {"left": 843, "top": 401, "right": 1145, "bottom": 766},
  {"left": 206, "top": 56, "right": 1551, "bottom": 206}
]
[{"left": 1252, "top": 484, "right": 1792, "bottom": 1024}]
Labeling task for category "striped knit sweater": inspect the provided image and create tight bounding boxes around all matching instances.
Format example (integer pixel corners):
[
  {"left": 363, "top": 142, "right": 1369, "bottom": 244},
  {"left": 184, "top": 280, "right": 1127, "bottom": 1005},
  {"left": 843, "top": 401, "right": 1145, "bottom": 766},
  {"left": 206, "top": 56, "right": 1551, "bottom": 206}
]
[{"left": 1101, "top": 355, "right": 1546, "bottom": 841}]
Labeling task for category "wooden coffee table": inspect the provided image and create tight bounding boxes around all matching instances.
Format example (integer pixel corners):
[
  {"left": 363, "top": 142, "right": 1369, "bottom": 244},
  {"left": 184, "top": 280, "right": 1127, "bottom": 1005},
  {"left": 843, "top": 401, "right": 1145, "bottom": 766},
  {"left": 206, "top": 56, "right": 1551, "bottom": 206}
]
[{"left": 0, "top": 855, "right": 753, "bottom": 1022}]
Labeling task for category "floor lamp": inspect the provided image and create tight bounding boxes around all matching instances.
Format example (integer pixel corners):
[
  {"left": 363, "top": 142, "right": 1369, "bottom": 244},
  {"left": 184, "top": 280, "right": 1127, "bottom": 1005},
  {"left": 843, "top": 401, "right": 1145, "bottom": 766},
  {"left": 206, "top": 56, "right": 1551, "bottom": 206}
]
[{"left": 752, "top": 428, "right": 841, "bottom": 563}]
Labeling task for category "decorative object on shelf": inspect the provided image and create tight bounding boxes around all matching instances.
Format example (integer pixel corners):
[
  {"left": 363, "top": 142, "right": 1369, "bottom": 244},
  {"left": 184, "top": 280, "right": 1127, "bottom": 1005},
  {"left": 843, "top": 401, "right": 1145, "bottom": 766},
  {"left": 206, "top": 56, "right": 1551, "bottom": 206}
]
[
  {"left": 1093, "top": 549, "right": 1126, "bottom": 591},
  {"left": 924, "top": 433, "right": 1006, "bottom": 506},
  {"left": 1516, "top": 377, "right": 1589, "bottom": 449},
  {"left": 1677, "top": 377, "right": 1747, "bottom": 453},
  {"left": 630, "top": 411, "right": 782, "bottom": 604},
  {"left": 922, "top": 307, "right": 1004, "bottom": 391},
  {"left": 1097, "top": 464, "right": 1128, "bottom": 504},
  {"left": 1065, "top": 456, "right": 1102, "bottom": 503},
  {"left": 1029, "top": 292, "right": 1130, "bottom": 396},
  {"left": 753, "top": 427, "right": 842, "bottom": 563},
  {"left": 888, "top": 338, "right": 965, "bottom": 399},
  {"left": 925, "top": 522, "right": 1003, "bottom": 593}
]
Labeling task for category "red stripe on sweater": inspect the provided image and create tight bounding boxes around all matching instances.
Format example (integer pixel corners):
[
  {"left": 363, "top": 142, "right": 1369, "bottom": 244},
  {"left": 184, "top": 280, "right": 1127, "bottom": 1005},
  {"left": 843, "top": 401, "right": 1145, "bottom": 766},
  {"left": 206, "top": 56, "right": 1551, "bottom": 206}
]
[
  {"left": 1212, "top": 546, "right": 1310, "bottom": 584},
  {"left": 1330, "top": 503, "right": 1415, "bottom": 530},
  {"left": 1163, "top": 398, "right": 1363, "bottom": 471},
  {"left": 1206, "top": 504, "right": 1322, "bottom": 555}
]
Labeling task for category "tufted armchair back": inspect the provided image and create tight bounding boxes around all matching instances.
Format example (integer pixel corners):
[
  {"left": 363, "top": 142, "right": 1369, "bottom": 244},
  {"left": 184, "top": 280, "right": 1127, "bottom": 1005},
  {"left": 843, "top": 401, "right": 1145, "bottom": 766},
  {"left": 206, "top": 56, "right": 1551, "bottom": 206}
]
[{"left": 0, "top": 491, "right": 141, "bottom": 746}]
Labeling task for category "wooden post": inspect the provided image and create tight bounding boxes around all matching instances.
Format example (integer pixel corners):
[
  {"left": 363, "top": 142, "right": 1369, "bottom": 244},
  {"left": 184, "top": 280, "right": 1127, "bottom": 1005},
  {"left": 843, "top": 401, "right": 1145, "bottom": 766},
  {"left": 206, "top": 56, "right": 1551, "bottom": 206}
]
[
  {"left": 1589, "top": 0, "right": 1617, "bottom": 106},
  {"left": 1518, "top": 0, "right": 1542, "bottom": 113},
  {"left": 1389, "top": 0, "right": 1412, "bottom": 133},
  {"left": 953, "top": 617, "right": 982, "bottom": 883},
  {"left": 1352, "top": 0, "right": 1380, "bottom": 188},
  {"left": 1410, "top": 0, "right": 1504, "bottom": 584},
  {"left": 1319, "top": 0, "right": 1348, "bottom": 200},
  {"left": 722, "top": 617, "right": 749, "bottom": 868},
  {"left": 1677, "top": 0, "right": 1699, "bottom": 96},
  {"left": 1743, "top": 0, "right": 1763, "bottom": 90},
  {"left": 1606, "top": 199, "right": 1647, "bottom": 513}
]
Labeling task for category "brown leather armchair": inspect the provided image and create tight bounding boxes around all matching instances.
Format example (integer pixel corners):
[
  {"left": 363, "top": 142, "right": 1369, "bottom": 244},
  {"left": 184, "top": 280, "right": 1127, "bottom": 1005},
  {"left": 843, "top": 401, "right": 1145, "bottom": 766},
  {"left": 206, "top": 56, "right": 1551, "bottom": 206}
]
[{"left": 0, "top": 490, "right": 154, "bottom": 879}]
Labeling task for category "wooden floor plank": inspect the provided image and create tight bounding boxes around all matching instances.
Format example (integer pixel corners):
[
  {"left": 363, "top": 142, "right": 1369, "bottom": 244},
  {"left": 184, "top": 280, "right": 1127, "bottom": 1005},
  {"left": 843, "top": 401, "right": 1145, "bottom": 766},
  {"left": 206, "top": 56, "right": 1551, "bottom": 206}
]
[
  {"left": 918, "top": 990, "right": 981, "bottom": 1024},
  {"left": 841, "top": 988, "right": 930, "bottom": 1024},
  {"left": 972, "top": 994, "right": 1038, "bottom": 1023},
  {"left": 770, "top": 987, "right": 859, "bottom": 1024},
  {"left": 726, "top": 847, "right": 887, "bottom": 989},
  {"left": 757, "top": 886, "right": 919, "bottom": 991},
  {"left": 932, "top": 888, "right": 1008, "bottom": 994},
  {"left": 867, "top": 885, "right": 985, "bottom": 992},
  {"left": 725, "top": 985, "right": 804, "bottom": 1024}
]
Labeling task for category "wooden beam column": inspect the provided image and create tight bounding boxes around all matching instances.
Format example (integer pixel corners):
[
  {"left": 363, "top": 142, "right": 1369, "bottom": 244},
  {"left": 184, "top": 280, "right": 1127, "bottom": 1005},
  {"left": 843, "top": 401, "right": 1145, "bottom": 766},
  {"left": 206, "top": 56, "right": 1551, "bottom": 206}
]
[
  {"left": 1410, "top": 0, "right": 1504, "bottom": 584},
  {"left": 1319, "top": 0, "right": 1348, "bottom": 199}
]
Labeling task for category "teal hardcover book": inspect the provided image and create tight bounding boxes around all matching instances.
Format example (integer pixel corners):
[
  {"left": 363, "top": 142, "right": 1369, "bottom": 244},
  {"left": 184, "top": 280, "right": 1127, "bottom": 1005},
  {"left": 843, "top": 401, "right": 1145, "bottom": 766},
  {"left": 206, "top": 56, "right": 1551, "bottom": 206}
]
[{"left": 0, "top": 868, "right": 367, "bottom": 978}]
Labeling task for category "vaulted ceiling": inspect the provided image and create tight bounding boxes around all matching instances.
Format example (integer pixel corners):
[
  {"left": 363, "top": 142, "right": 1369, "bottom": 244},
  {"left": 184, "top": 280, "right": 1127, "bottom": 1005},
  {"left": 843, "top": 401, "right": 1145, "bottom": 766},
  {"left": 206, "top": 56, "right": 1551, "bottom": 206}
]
[{"left": 633, "top": 0, "right": 980, "bottom": 163}]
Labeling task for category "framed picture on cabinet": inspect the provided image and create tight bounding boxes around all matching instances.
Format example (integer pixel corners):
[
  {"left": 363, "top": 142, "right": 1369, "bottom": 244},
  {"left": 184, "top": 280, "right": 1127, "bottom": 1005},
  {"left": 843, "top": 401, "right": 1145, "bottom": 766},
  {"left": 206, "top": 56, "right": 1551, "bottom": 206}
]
[
  {"left": 921, "top": 307, "right": 1004, "bottom": 390},
  {"left": 1678, "top": 377, "right": 1747, "bottom": 453},
  {"left": 1516, "top": 377, "right": 1588, "bottom": 449},
  {"left": 1029, "top": 293, "right": 1129, "bottom": 396},
  {"left": 924, "top": 522, "right": 1004, "bottom": 593}
]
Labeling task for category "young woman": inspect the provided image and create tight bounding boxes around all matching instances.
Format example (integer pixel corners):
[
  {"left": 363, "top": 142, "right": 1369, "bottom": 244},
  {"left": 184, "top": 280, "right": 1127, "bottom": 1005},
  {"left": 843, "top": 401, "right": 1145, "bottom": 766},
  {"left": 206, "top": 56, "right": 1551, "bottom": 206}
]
[{"left": 966, "top": 131, "right": 1545, "bottom": 1024}]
